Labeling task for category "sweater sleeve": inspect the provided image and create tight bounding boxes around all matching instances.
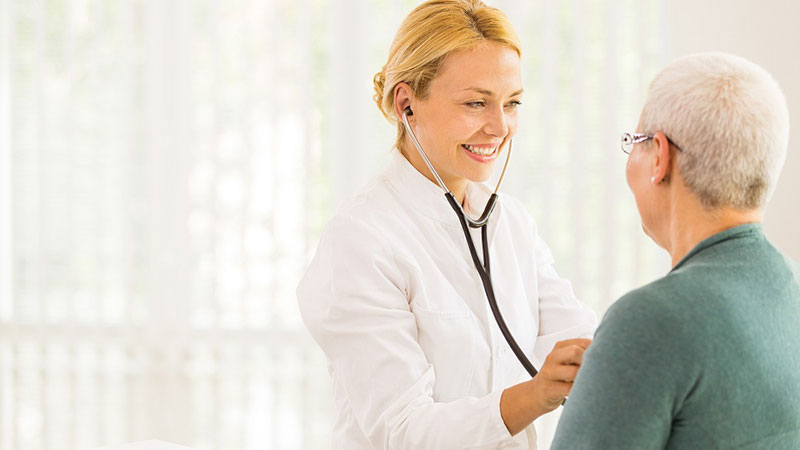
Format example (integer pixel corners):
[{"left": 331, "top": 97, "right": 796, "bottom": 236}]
[{"left": 550, "top": 289, "right": 695, "bottom": 450}]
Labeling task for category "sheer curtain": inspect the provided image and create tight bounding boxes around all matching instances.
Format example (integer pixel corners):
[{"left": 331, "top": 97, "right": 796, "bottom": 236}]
[{"left": 0, "top": 0, "right": 668, "bottom": 449}]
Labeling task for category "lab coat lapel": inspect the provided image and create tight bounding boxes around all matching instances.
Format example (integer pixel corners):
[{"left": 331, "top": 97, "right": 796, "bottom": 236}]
[
  {"left": 384, "top": 150, "right": 505, "bottom": 316},
  {"left": 384, "top": 151, "right": 463, "bottom": 227}
]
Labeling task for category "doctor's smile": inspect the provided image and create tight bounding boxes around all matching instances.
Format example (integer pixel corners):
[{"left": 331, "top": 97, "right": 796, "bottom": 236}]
[
  {"left": 461, "top": 143, "right": 500, "bottom": 159},
  {"left": 397, "top": 40, "right": 525, "bottom": 197},
  {"left": 298, "top": 1, "right": 597, "bottom": 448},
  {"left": 296, "top": 1, "right": 800, "bottom": 449},
  {"left": 7, "top": 0, "right": 800, "bottom": 446}
]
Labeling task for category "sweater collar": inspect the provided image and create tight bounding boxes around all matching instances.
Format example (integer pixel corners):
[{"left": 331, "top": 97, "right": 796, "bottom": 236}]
[{"left": 670, "top": 223, "right": 763, "bottom": 272}]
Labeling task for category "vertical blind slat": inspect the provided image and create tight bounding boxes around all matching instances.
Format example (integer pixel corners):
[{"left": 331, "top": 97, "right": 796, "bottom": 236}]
[{"left": 0, "top": 0, "right": 15, "bottom": 324}]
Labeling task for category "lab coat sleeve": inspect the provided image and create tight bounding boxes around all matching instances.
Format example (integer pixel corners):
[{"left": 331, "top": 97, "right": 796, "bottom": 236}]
[
  {"left": 297, "top": 215, "right": 519, "bottom": 450},
  {"left": 530, "top": 231, "right": 598, "bottom": 365}
]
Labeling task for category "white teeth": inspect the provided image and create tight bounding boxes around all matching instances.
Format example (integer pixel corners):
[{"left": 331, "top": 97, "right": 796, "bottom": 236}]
[{"left": 463, "top": 144, "right": 497, "bottom": 156}]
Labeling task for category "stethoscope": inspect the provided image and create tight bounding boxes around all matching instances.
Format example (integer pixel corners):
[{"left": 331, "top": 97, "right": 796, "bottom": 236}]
[{"left": 401, "top": 107, "right": 539, "bottom": 379}]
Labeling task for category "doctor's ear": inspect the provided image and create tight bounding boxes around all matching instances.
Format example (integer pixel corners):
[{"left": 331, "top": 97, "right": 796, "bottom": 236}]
[{"left": 393, "top": 82, "right": 415, "bottom": 121}]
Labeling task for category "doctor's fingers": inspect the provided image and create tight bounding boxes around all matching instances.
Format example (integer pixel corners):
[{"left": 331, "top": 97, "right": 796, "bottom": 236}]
[
  {"left": 552, "top": 338, "right": 592, "bottom": 351},
  {"left": 538, "top": 350, "right": 583, "bottom": 384},
  {"left": 543, "top": 363, "right": 581, "bottom": 383},
  {"left": 534, "top": 375, "right": 573, "bottom": 402},
  {"left": 546, "top": 343, "right": 589, "bottom": 367}
]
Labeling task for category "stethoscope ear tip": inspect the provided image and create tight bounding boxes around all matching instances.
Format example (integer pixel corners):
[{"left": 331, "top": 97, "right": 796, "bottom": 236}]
[{"left": 399, "top": 107, "right": 535, "bottom": 379}]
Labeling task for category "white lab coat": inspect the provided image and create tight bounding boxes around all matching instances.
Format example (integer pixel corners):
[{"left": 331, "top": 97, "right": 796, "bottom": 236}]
[{"left": 297, "top": 152, "right": 597, "bottom": 450}]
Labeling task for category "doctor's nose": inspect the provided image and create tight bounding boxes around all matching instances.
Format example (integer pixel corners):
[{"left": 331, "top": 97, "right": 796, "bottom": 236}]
[{"left": 482, "top": 105, "right": 509, "bottom": 138}]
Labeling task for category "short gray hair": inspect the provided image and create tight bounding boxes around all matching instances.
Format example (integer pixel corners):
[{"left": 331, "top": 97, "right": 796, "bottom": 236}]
[{"left": 639, "top": 52, "right": 790, "bottom": 209}]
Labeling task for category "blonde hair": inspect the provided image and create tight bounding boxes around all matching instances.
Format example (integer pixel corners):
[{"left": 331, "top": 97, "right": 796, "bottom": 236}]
[
  {"left": 373, "top": 0, "right": 521, "bottom": 153},
  {"left": 639, "top": 53, "right": 790, "bottom": 209}
]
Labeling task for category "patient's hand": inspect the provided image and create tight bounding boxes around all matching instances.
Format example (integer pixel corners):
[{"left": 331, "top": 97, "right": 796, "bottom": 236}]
[{"left": 531, "top": 338, "right": 592, "bottom": 413}]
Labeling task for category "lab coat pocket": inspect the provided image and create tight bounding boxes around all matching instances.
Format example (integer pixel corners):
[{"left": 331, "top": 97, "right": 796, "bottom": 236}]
[{"left": 412, "top": 307, "right": 478, "bottom": 402}]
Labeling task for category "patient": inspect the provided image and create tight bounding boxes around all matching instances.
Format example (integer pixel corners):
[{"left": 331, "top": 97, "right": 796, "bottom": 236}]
[{"left": 551, "top": 52, "right": 800, "bottom": 449}]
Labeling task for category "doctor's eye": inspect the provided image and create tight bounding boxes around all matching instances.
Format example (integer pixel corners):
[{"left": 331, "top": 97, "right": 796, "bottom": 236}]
[
  {"left": 505, "top": 100, "right": 522, "bottom": 110},
  {"left": 465, "top": 101, "right": 486, "bottom": 108}
]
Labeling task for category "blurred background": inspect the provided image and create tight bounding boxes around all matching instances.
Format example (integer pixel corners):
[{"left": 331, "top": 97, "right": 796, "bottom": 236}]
[{"left": 0, "top": 0, "right": 797, "bottom": 449}]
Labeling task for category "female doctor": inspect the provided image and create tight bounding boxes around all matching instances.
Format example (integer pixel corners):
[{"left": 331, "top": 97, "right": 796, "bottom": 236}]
[{"left": 297, "top": 1, "right": 597, "bottom": 448}]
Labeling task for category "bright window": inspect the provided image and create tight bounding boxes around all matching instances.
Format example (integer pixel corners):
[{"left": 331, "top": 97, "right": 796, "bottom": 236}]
[{"left": 0, "top": 0, "right": 667, "bottom": 448}]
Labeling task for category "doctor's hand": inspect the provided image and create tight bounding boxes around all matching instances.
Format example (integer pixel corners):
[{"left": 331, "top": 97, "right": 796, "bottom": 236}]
[
  {"left": 531, "top": 338, "right": 592, "bottom": 412},
  {"left": 500, "top": 338, "right": 592, "bottom": 436}
]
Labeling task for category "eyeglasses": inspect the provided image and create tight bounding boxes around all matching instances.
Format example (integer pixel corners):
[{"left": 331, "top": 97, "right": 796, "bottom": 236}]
[{"left": 621, "top": 132, "right": 684, "bottom": 154}]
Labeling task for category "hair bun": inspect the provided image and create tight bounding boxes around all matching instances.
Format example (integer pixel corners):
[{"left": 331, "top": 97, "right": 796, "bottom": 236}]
[{"left": 373, "top": 70, "right": 387, "bottom": 115}]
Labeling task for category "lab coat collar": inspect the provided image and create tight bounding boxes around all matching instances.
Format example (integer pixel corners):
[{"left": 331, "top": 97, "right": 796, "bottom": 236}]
[{"left": 385, "top": 151, "right": 500, "bottom": 235}]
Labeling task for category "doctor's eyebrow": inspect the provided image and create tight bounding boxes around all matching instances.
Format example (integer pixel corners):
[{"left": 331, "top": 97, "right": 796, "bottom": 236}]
[{"left": 462, "top": 87, "right": 524, "bottom": 97}]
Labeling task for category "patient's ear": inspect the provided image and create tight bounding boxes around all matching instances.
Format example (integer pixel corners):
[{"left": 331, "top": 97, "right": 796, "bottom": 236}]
[{"left": 651, "top": 132, "right": 673, "bottom": 184}]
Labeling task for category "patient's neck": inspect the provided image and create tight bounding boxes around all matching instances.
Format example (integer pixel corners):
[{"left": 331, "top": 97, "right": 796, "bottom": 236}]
[{"left": 666, "top": 188, "right": 762, "bottom": 268}]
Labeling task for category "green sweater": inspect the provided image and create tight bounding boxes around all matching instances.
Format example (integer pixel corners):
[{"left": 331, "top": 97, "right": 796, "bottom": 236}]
[{"left": 551, "top": 224, "right": 800, "bottom": 449}]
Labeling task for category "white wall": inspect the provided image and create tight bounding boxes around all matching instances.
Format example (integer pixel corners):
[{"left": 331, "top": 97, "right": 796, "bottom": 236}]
[{"left": 667, "top": 0, "right": 800, "bottom": 260}]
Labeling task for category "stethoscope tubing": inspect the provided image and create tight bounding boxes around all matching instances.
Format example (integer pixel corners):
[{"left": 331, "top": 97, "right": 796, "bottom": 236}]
[
  {"left": 445, "top": 192, "right": 540, "bottom": 378},
  {"left": 401, "top": 109, "right": 539, "bottom": 378},
  {"left": 402, "top": 110, "right": 508, "bottom": 228}
]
